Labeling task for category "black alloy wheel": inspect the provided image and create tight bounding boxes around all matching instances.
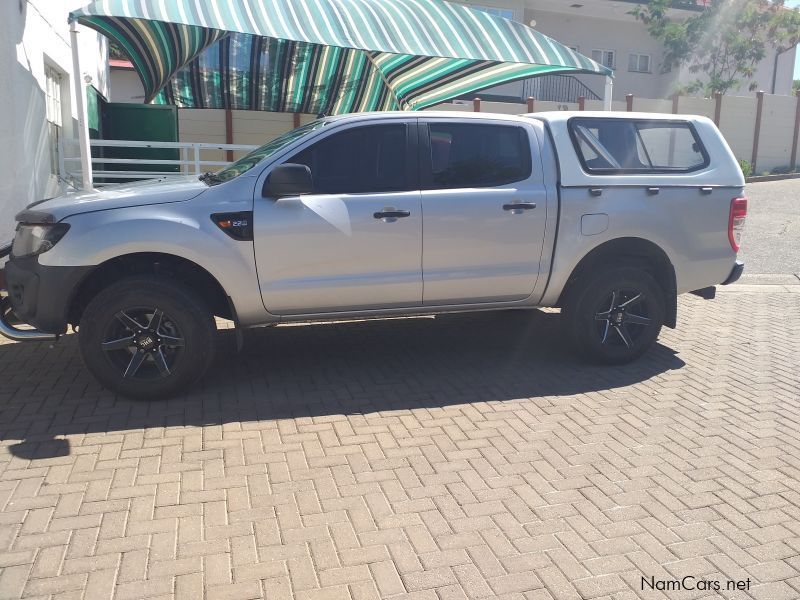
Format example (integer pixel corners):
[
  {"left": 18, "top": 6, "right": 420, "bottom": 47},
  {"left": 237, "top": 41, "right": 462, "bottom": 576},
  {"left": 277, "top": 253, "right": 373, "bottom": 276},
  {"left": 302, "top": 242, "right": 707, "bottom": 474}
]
[
  {"left": 79, "top": 277, "right": 216, "bottom": 399},
  {"left": 561, "top": 266, "right": 665, "bottom": 364},
  {"left": 593, "top": 289, "right": 653, "bottom": 350},
  {"left": 102, "top": 307, "right": 185, "bottom": 380}
]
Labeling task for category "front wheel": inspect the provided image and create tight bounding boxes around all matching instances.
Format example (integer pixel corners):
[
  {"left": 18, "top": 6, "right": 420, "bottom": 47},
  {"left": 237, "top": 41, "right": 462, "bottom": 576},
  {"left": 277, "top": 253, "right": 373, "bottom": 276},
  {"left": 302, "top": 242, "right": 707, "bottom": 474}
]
[
  {"left": 561, "top": 266, "right": 665, "bottom": 364},
  {"left": 78, "top": 277, "right": 216, "bottom": 399}
]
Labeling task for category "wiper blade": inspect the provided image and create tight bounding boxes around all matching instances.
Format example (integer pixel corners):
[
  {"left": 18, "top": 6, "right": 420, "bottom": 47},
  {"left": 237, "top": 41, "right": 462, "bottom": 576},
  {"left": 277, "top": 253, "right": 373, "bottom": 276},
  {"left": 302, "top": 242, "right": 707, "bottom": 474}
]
[{"left": 199, "top": 171, "right": 222, "bottom": 185}]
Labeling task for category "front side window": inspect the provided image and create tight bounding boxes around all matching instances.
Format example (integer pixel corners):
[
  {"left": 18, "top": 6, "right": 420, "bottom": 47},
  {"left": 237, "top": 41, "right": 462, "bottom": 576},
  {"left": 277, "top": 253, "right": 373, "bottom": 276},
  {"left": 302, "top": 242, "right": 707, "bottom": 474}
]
[
  {"left": 287, "top": 124, "right": 408, "bottom": 194},
  {"left": 570, "top": 118, "right": 708, "bottom": 174},
  {"left": 213, "top": 120, "right": 329, "bottom": 183},
  {"left": 425, "top": 123, "right": 531, "bottom": 189}
]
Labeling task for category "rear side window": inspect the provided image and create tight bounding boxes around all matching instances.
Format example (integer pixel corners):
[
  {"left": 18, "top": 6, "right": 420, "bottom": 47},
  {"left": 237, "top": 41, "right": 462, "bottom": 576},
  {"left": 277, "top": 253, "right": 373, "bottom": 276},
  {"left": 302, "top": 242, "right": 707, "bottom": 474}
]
[
  {"left": 424, "top": 123, "right": 531, "bottom": 189},
  {"left": 569, "top": 118, "right": 708, "bottom": 174},
  {"left": 288, "top": 124, "right": 408, "bottom": 194}
]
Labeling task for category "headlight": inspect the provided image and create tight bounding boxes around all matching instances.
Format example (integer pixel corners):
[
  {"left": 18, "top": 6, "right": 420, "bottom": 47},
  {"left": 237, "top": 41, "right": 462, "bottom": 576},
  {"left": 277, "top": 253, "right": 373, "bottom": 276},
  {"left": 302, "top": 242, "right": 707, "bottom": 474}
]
[{"left": 11, "top": 223, "right": 70, "bottom": 258}]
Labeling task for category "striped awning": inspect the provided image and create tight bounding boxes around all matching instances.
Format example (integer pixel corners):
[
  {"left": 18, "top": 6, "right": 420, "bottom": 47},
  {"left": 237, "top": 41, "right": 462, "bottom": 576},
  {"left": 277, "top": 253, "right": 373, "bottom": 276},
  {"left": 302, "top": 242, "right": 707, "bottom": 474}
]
[{"left": 70, "top": 0, "right": 613, "bottom": 114}]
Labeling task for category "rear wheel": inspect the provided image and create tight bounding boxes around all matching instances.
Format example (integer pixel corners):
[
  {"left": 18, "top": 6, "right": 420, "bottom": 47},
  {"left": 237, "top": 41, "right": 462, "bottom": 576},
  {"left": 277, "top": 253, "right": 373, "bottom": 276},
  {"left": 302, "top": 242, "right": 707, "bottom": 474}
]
[
  {"left": 78, "top": 277, "right": 216, "bottom": 399},
  {"left": 561, "top": 266, "right": 664, "bottom": 364}
]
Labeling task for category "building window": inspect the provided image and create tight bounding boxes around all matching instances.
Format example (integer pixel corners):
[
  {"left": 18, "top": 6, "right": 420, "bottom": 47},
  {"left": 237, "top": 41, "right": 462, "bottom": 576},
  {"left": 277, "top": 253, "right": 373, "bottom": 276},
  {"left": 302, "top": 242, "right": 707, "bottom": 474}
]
[
  {"left": 628, "top": 53, "right": 651, "bottom": 73},
  {"left": 45, "top": 64, "right": 64, "bottom": 177},
  {"left": 470, "top": 5, "right": 515, "bottom": 21},
  {"left": 591, "top": 49, "right": 615, "bottom": 69}
]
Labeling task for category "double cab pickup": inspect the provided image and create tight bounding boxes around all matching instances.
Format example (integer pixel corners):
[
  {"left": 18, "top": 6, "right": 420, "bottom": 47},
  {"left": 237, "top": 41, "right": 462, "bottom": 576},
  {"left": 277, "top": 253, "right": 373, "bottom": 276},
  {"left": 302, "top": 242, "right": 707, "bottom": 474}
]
[{"left": 0, "top": 111, "right": 746, "bottom": 399}]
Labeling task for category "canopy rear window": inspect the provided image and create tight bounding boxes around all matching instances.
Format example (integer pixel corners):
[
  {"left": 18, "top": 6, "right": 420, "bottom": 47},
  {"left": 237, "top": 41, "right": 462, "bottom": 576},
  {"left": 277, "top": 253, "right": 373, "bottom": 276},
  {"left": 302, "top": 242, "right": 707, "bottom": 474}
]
[{"left": 569, "top": 118, "right": 709, "bottom": 175}]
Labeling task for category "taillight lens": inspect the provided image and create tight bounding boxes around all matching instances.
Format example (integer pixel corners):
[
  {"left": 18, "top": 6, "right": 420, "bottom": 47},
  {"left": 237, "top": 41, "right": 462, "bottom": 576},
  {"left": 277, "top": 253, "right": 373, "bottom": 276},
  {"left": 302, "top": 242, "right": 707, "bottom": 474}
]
[{"left": 728, "top": 197, "right": 747, "bottom": 252}]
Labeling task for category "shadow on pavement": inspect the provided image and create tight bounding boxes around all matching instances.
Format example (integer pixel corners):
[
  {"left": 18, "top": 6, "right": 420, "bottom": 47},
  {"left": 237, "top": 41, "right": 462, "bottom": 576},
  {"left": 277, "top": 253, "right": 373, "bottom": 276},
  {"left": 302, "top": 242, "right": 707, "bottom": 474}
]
[{"left": 0, "top": 310, "right": 685, "bottom": 459}]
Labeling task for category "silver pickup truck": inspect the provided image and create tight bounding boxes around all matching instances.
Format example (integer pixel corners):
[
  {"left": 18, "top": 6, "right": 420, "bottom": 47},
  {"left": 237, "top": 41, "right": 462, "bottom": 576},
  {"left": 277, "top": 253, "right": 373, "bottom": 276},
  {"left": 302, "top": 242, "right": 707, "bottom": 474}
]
[{"left": 0, "top": 111, "right": 746, "bottom": 399}]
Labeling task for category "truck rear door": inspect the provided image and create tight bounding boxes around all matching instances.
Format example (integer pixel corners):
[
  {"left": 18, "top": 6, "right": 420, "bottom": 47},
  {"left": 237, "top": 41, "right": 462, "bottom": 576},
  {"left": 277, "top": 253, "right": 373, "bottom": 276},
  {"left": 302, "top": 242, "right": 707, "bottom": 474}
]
[{"left": 418, "top": 118, "right": 548, "bottom": 305}]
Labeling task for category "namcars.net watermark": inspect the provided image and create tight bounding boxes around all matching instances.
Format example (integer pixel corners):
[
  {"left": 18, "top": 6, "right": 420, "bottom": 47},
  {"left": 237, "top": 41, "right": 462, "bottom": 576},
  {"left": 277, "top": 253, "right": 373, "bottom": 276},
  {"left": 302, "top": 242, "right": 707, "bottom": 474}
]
[{"left": 642, "top": 576, "right": 752, "bottom": 594}]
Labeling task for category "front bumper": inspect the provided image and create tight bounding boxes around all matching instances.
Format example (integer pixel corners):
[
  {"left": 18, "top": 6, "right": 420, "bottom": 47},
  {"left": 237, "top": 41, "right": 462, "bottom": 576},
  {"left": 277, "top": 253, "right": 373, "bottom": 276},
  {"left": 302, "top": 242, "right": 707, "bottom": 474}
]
[
  {"left": 722, "top": 260, "right": 745, "bottom": 286},
  {"left": 1, "top": 255, "right": 91, "bottom": 335}
]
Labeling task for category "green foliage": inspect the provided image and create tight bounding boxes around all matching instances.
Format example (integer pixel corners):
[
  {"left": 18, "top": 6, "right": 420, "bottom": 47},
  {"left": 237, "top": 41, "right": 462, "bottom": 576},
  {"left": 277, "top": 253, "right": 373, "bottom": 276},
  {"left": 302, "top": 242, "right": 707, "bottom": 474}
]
[
  {"left": 631, "top": 0, "right": 800, "bottom": 96},
  {"left": 794, "top": 79, "right": 800, "bottom": 96},
  {"left": 738, "top": 159, "right": 753, "bottom": 178},
  {"left": 109, "top": 41, "right": 128, "bottom": 61}
]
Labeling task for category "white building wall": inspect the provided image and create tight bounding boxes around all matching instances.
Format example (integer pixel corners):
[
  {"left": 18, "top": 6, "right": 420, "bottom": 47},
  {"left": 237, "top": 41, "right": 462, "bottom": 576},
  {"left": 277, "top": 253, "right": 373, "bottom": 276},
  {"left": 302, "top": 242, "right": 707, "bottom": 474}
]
[
  {"left": 0, "top": 1, "right": 107, "bottom": 235},
  {"left": 108, "top": 68, "right": 145, "bottom": 103}
]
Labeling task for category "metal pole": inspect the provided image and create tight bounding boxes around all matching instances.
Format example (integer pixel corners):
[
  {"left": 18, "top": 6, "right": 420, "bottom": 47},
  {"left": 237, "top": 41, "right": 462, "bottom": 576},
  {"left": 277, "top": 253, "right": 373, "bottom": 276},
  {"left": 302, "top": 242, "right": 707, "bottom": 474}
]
[
  {"left": 603, "top": 76, "right": 613, "bottom": 111},
  {"left": 57, "top": 135, "right": 67, "bottom": 193},
  {"left": 751, "top": 91, "right": 765, "bottom": 173},
  {"left": 69, "top": 21, "right": 93, "bottom": 190}
]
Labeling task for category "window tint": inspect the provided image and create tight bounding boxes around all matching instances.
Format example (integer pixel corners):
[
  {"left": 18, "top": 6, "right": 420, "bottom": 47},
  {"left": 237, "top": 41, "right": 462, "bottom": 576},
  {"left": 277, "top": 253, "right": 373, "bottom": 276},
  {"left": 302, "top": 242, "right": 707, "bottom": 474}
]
[
  {"left": 570, "top": 118, "right": 708, "bottom": 173},
  {"left": 425, "top": 124, "right": 531, "bottom": 189},
  {"left": 287, "top": 124, "right": 407, "bottom": 194},
  {"left": 215, "top": 120, "right": 328, "bottom": 183}
]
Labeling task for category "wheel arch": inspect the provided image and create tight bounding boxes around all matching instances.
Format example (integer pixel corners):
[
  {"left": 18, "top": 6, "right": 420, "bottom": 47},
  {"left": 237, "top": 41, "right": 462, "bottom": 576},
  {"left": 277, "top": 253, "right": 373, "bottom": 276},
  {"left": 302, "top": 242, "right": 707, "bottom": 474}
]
[
  {"left": 557, "top": 237, "right": 678, "bottom": 328},
  {"left": 68, "top": 252, "right": 232, "bottom": 327}
]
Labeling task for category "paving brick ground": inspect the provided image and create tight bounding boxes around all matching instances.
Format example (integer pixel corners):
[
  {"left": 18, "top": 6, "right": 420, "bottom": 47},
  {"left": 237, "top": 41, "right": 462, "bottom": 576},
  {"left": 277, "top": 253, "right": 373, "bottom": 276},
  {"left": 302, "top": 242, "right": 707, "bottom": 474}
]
[{"left": 0, "top": 286, "right": 798, "bottom": 600}]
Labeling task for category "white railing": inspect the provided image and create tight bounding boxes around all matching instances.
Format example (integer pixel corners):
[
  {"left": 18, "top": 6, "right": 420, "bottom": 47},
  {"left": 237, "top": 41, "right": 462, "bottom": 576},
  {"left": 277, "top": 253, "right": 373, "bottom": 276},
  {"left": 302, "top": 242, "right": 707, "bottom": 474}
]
[{"left": 61, "top": 138, "right": 258, "bottom": 188}]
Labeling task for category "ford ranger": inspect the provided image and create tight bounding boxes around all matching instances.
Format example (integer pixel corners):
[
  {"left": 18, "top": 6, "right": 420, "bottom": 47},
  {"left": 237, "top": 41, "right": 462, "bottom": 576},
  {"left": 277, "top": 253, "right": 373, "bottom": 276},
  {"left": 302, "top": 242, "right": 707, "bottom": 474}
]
[{"left": 0, "top": 111, "right": 746, "bottom": 399}]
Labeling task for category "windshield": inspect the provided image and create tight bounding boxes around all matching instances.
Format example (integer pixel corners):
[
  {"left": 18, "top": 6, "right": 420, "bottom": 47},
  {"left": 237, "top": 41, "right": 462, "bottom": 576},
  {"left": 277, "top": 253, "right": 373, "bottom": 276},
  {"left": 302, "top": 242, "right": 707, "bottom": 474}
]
[{"left": 211, "top": 120, "right": 329, "bottom": 183}]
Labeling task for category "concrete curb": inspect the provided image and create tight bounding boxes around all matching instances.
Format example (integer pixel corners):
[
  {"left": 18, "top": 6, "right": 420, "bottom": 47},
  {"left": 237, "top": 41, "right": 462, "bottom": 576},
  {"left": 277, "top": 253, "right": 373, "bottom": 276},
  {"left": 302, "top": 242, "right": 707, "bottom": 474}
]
[
  {"left": 746, "top": 173, "right": 800, "bottom": 183},
  {"left": 718, "top": 284, "right": 800, "bottom": 293},
  {"left": 713, "top": 273, "right": 799, "bottom": 293},
  {"left": 736, "top": 273, "right": 800, "bottom": 285}
]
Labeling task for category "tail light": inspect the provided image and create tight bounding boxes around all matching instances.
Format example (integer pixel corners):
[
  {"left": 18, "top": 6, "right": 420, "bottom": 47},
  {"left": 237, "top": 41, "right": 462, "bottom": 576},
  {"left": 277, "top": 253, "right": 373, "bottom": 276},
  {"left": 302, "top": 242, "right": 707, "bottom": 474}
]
[{"left": 728, "top": 197, "right": 747, "bottom": 252}]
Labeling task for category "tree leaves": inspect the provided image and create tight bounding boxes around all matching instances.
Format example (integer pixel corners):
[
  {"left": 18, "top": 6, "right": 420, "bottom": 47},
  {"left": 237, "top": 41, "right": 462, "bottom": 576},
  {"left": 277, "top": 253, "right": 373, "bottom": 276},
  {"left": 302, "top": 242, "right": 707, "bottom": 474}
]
[{"left": 631, "top": 0, "right": 800, "bottom": 96}]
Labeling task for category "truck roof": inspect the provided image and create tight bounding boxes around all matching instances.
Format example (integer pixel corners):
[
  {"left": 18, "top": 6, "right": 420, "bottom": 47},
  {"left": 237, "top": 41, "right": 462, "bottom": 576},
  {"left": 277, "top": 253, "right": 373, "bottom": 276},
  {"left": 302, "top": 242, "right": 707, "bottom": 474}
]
[
  {"left": 528, "top": 111, "right": 712, "bottom": 125},
  {"left": 318, "top": 110, "right": 711, "bottom": 125}
]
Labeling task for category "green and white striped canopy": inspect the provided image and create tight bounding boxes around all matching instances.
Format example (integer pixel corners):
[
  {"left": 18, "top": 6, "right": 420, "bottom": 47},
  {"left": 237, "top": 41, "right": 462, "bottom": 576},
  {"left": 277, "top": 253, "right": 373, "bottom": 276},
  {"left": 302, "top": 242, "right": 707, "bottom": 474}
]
[{"left": 70, "top": 0, "right": 613, "bottom": 114}]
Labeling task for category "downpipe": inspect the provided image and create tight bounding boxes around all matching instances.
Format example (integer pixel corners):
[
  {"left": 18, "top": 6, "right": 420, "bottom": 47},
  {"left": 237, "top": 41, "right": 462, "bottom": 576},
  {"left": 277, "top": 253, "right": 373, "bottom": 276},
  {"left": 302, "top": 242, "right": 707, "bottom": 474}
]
[{"left": 0, "top": 297, "right": 58, "bottom": 343}]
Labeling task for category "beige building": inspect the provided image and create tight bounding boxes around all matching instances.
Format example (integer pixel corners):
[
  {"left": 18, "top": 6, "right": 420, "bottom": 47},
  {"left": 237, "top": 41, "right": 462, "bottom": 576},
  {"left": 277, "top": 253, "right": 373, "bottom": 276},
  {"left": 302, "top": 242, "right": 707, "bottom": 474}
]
[{"left": 455, "top": 0, "right": 797, "bottom": 101}]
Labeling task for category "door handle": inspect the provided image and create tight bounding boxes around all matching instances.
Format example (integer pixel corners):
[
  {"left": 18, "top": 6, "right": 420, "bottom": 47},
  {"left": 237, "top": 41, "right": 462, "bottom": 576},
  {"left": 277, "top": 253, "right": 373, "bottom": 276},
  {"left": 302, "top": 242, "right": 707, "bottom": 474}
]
[
  {"left": 503, "top": 202, "right": 536, "bottom": 212},
  {"left": 646, "top": 187, "right": 660, "bottom": 195},
  {"left": 589, "top": 188, "right": 603, "bottom": 197},
  {"left": 373, "top": 208, "right": 411, "bottom": 222},
  {"left": 700, "top": 187, "right": 713, "bottom": 195}
]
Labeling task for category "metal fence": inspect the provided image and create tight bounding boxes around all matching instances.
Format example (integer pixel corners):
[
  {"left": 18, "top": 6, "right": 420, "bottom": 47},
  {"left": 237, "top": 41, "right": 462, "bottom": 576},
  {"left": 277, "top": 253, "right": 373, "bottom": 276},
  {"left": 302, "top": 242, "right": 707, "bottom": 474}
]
[
  {"left": 61, "top": 138, "right": 258, "bottom": 188},
  {"left": 521, "top": 75, "right": 600, "bottom": 103}
]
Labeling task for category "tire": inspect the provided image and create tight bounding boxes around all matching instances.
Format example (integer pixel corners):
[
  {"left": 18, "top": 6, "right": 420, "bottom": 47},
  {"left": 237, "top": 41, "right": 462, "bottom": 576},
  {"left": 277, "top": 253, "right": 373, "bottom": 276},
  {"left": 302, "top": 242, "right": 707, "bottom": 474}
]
[
  {"left": 78, "top": 277, "right": 216, "bottom": 399},
  {"left": 561, "top": 266, "right": 665, "bottom": 364}
]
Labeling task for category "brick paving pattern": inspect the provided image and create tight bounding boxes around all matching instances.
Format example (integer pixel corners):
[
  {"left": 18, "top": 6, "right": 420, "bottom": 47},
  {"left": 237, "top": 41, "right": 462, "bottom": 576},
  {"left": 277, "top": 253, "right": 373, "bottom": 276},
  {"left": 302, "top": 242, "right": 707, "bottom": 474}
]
[{"left": 0, "top": 287, "right": 798, "bottom": 600}]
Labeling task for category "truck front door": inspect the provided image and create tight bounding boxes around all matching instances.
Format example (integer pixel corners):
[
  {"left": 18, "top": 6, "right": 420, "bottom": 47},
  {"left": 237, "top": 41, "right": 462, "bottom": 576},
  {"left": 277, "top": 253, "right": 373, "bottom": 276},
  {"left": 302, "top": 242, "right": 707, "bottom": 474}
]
[{"left": 253, "top": 120, "right": 422, "bottom": 315}]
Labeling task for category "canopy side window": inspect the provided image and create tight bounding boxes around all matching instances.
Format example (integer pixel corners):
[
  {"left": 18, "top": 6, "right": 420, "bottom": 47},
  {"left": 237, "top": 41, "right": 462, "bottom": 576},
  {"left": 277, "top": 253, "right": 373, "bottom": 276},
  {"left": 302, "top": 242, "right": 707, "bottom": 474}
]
[{"left": 569, "top": 118, "right": 710, "bottom": 175}]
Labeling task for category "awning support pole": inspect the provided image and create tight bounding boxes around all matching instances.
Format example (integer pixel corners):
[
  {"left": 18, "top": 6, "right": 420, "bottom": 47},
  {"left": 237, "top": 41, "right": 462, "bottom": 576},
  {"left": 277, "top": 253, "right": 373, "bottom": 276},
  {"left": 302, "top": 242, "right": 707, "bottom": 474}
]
[
  {"left": 70, "top": 21, "right": 93, "bottom": 191},
  {"left": 604, "top": 76, "right": 613, "bottom": 111}
]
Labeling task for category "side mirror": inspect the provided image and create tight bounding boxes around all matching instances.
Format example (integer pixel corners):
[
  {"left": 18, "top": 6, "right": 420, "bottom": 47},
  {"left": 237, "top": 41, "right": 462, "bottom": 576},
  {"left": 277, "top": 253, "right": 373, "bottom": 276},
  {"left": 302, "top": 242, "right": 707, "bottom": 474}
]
[{"left": 263, "top": 164, "right": 313, "bottom": 198}]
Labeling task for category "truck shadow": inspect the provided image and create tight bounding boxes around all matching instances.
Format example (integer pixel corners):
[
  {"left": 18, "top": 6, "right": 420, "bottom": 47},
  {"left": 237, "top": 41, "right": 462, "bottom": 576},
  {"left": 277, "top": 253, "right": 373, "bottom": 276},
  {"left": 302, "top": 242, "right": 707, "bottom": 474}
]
[{"left": 0, "top": 310, "right": 685, "bottom": 460}]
